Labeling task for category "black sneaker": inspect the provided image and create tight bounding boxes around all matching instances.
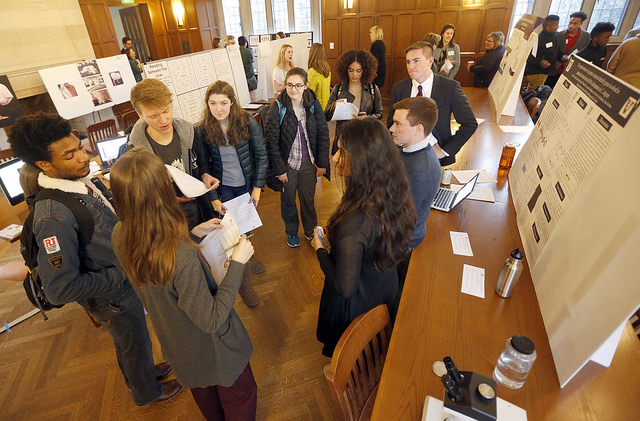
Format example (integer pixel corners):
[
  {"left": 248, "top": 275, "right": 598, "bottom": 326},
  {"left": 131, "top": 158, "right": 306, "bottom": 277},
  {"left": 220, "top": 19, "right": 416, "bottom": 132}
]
[
  {"left": 305, "top": 233, "right": 314, "bottom": 241},
  {"left": 287, "top": 235, "right": 300, "bottom": 247}
]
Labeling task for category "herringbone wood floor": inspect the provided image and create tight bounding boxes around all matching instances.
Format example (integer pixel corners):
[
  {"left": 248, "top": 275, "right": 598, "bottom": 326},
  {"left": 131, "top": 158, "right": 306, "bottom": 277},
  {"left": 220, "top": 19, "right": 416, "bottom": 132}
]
[{"left": 0, "top": 130, "right": 345, "bottom": 420}]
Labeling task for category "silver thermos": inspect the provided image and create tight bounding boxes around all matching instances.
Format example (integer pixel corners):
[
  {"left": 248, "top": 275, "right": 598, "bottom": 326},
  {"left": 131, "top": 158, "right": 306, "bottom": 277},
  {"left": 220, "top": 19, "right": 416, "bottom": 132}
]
[{"left": 495, "top": 248, "right": 524, "bottom": 298}]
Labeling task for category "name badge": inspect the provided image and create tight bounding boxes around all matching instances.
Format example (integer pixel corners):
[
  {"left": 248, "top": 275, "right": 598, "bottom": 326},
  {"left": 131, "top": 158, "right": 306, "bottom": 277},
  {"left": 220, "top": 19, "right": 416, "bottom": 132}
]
[
  {"left": 448, "top": 50, "right": 454, "bottom": 56},
  {"left": 566, "top": 39, "right": 569, "bottom": 44},
  {"left": 546, "top": 42, "right": 553, "bottom": 48}
]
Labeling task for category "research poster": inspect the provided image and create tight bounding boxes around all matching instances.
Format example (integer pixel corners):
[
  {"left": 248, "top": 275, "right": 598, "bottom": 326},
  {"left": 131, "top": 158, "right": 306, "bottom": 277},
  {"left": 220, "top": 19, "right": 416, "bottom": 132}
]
[
  {"left": 39, "top": 55, "right": 136, "bottom": 120},
  {"left": 143, "top": 46, "right": 250, "bottom": 125},
  {"left": 0, "top": 75, "right": 24, "bottom": 128},
  {"left": 489, "top": 14, "right": 544, "bottom": 119}
]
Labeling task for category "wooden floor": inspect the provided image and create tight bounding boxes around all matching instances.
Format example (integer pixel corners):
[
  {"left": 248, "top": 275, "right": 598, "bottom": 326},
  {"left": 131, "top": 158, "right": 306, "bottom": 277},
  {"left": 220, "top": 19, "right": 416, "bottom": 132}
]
[{"left": 0, "top": 124, "right": 345, "bottom": 420}]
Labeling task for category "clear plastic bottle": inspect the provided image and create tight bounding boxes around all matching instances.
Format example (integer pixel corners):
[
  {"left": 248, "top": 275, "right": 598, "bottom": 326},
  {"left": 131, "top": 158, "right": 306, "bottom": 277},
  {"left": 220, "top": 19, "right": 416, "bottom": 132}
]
[{"left": 493, "top": 334, "right": 536, "bottom": 389}]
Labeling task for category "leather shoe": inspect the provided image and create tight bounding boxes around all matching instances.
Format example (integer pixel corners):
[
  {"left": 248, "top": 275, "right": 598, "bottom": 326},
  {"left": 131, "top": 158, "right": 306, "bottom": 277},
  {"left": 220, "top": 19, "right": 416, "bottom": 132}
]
[
  {"left": 155, "top": 362, "right": 172, "bottom": 381},
  {"left": 137, "top": 379, "right": 183, "bottom": 406}
]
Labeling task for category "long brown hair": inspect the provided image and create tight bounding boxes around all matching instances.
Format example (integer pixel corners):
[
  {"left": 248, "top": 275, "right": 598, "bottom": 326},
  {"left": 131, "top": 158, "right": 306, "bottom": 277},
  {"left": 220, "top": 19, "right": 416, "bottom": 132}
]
[
  {"left": 329, "top": 118, "right": 416, "bottom": 271},
  {"left": 308, "top": 43, "right": 330, "bottom": 78},
  {"left": 199, "top": 81, "right": 249, "bottom": 147},
  {"left": 110, "top": 147, "right": 196, "bottom": 286}
]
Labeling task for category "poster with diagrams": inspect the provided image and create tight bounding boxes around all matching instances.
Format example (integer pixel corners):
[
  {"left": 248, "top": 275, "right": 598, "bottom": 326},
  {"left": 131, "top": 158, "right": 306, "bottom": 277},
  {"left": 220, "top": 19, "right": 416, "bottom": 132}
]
[
  {"left": 143, "top": 45, "right": 250, "bottom": 124},
  {"left": 39, "top": 55, "right": 136, "bottom": 120}
]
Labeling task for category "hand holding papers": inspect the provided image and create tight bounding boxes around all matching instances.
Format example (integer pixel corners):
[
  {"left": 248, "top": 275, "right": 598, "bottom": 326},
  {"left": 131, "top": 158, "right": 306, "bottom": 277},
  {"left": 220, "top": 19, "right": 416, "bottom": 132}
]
[
  {"left": 440, "top": 60, "right": 454, "bottom": 73},
  {"left": 330, "top": 100, "right": 359, "bottom": 121},
  {"left": 199, "top": 213, "right": 241, "bottom": 285},
  {"left": 165, "top": 164, "right": 217, "bottom": 198},
  {"left": 223, "top": 193, "right": 263, "bottom": 234}
]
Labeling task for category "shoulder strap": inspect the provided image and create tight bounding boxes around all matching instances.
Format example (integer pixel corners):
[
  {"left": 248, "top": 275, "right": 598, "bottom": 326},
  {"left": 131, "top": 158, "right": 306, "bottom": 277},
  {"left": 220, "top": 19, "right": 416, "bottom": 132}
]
[
  {"left": 337, "top": 82, "right": 343, "bottom": 98},
  {"left": 32, "top": 189, "right": 94, "bottom": 245}
]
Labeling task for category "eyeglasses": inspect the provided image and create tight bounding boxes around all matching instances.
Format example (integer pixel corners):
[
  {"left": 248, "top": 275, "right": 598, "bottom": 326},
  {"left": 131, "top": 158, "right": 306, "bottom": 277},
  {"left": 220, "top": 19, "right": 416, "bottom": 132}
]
[{"left": 286, "top": 83, "right": 306, "bottom": 90}]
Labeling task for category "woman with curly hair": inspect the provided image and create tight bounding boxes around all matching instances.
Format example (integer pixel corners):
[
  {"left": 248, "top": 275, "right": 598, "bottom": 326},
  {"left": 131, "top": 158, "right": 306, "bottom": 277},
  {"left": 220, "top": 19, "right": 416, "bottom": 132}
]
[
  {"left": 273, "top": 44, "right": 294, "bottom": 94},
  {"left": 312, "top": 118, "right": 416, "bottom": 357},
  {"left": 434, "top": 24, "right": 460, "bottom": 79},
  {"left": 325, "top": 49, "right": 383, "bottom": 155}
]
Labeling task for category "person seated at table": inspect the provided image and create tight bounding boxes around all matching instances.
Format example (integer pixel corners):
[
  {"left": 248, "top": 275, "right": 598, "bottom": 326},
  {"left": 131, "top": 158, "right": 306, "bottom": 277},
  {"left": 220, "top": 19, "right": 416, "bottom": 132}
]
[
  {"left": 312, "top": 117, "right": 416, "bottom": 357},
  {"left": 468, "top": 31, "right": 506, "bottom": 87},
  {"left": 325, "top": 49, "right": 383, "bottom": 155},
  {"left": 577, "top": 22, "right": 615, "bottom": 68}
]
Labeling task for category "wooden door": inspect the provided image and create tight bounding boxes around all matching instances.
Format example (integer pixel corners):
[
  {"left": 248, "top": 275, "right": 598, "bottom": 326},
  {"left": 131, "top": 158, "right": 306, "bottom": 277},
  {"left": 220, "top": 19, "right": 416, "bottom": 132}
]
[{"left": 119, "top": 6, "right": 151, "bottom": 62}]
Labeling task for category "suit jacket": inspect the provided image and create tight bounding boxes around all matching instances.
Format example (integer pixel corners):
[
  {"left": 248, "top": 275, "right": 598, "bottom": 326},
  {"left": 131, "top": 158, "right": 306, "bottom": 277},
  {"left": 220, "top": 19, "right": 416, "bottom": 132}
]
[{"left": 387, "top": 75, "right": 477, "bottom": 166}]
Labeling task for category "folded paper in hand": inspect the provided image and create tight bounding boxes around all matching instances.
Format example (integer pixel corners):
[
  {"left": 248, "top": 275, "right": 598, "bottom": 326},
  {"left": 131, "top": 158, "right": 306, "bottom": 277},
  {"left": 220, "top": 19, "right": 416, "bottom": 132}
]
[
  {"left": 199, "top": 213, "right": 241, "bottom": 285},
  {"left": 331, "top": 101, "right": 360, "bottom": 121},
  {"left": 165, "top": 164, "right": 214, "bottom": 198},
  {"left": 440, "top": 60, "right": 454, "bottom": 73}
]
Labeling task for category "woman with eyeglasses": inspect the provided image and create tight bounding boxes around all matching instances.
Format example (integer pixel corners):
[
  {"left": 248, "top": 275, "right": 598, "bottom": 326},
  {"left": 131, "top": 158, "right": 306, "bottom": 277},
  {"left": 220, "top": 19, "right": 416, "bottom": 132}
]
[
  {"left": 272, "top": 44, "right": 294, "bottom": 94},
  {"left": 325, "top": 49, "right": 383, "bottom": 155},
  {"left": 264, "top": 67, "right": 330, "bottom": 248}
]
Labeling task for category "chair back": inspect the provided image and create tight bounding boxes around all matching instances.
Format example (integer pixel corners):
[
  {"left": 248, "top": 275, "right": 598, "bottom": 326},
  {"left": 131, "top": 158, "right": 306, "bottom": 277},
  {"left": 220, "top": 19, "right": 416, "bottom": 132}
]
[
  {"left": 325, "top": 304, "right": 392, "bottom": 421},
  {"left": 0, "top": 148, "right": 13, "bottom": 163},
  {"left": 121, "top": 110, "right": 139, "bottom": 132},
  {"left": 86, "top": 119, "right": 118, "bottom": 155},
  {"left": 526, "top": 97, "right": 542, "bottom": 119}
]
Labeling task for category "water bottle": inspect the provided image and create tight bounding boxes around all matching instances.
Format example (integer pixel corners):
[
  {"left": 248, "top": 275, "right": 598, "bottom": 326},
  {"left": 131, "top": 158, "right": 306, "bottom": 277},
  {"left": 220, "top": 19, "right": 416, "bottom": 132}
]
[
  {"left": 493, "top": 334, "right": 536, "bottom": 389},
  {"left": 495, "top": 248, "right": 524, "bottom": 298}
]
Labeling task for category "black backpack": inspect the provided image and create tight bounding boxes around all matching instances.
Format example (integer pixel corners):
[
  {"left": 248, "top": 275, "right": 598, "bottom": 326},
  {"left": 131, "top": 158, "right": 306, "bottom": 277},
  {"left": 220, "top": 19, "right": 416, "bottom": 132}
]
[{"left": 21, "top": 189, "right": 94, "bottom": 320}]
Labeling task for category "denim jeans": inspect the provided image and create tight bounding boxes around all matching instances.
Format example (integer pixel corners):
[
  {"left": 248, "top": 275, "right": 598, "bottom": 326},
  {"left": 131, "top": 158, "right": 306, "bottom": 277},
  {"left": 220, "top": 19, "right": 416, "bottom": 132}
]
[
  {"left": 281, "top": 159, "right": 317, "bottom": 237},
  {"left": 87, "top": 282, "right": 162, "bottom": 405}
]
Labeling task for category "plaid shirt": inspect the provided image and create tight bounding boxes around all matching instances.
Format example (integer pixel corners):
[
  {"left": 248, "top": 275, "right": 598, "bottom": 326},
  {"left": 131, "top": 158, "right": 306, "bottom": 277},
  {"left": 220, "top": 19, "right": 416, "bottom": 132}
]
[{"left": 287, "top": 105, "right": 315, "bottom": 170}]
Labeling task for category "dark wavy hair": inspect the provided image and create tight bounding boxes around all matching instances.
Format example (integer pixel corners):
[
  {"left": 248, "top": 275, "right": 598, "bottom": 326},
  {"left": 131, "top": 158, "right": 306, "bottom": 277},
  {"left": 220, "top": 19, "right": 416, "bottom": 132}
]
[
  {"left": 8, "top": 112, "right": 71, "bottom": 165},
  {"left": 335, "top": 49, "right": 378, "bottom": 85},
  {"left": 199, "top": 80, "right": 249, "bottom": 147},
  {"left": 437, "top": 24, "right": 456, "bottom": 48},
  {"left": 329, "top": 118, "right": 416, "bottom": 271}
]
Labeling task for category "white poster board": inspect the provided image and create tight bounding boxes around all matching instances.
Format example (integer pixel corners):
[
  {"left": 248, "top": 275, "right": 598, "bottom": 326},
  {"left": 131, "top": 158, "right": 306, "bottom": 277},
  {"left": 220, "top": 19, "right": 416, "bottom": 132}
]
[
  {"left": 143, "top": 47, "right": 251, "bottom": 124},
  {"left": 509, "top": 56, "right": 640, "bottom": 387},
  {"left": 489, "top": 14, "right": 543, "bottom": 119},
  {"left": 39, "top": 55, "right": 136, "bottom": 120}
]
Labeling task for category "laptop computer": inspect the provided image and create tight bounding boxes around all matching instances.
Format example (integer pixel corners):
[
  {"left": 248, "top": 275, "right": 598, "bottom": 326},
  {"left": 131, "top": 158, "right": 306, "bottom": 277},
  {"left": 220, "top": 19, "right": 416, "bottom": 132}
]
[
  {"left": 96, "top": 135, "right": 128, "bottom": 172},
  {"left": 0, "top": 158, "right": 26, "bottom": 206},
  {"left": 431, "top": 173, "right": 479, "bottom": 212}
]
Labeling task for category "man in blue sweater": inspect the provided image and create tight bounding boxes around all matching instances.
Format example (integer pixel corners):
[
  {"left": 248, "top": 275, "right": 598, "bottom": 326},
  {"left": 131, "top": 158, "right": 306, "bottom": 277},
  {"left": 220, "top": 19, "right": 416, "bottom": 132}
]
[{"left": 390, "top": 97, "right": 442, "bottom": 298}]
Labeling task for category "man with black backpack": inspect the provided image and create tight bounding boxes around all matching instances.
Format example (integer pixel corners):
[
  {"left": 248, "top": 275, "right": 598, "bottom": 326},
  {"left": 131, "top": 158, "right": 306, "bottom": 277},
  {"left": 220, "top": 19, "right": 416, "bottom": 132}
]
[{"left": 8, "top": 112, "right": 182, "bottom": 406}]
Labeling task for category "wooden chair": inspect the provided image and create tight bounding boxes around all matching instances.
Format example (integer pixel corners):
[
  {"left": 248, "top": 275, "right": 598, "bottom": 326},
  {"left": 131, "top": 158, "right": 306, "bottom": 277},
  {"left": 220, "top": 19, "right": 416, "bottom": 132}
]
[
  {"left": 325, "top": 304, "right": 392, "bottom": 421},
  {"left": 86, "top": 119, "right": 117, "bottom": 155},
  {"left": 526, "top": 97, "right": 542, "bottom": 119},
  {"left": 0, "top": 148, "right": 13, "bottom": 163},
  {"left": 121, "top": 110, "right": 139, "bottom": 132}
]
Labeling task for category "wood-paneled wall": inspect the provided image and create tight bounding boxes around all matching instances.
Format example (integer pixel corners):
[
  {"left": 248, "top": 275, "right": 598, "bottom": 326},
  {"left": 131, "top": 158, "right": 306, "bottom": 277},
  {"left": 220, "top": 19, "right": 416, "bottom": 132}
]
[{"left": 322, "top": 0, "right": 515, "bottom": 93}]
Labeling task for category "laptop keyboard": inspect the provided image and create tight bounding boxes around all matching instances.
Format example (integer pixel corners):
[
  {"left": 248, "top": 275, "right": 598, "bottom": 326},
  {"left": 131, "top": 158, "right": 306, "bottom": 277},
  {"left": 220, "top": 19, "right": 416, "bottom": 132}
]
[{"left": 432, "top": 188, "right": 455, "bottom": 209}]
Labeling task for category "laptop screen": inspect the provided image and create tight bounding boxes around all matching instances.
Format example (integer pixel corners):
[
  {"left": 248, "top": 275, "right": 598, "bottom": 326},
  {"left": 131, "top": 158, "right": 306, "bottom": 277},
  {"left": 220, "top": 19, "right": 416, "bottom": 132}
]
[
  {"left": 450, "top": 173, "right": 479, "bottom": 209},
  {"left": 96, "top": 136, "right": 128, "bottom": 163},
  {"left": 0, "top": 158, "right": 26, "bottom": 206}
]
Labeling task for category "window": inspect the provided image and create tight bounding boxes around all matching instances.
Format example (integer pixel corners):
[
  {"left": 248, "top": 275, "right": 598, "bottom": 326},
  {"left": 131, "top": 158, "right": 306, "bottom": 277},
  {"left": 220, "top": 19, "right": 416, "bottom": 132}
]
[
  {"left": 294, "top": 0, "right": 312, "bottom": 32},
  {"left": 509, "top": 0, "right": 535, "bottom": 37},
  {"left": 587, "top": 0, "right": 629, "bottom": 36},
  {"left": 272, "top": 0, "right": 289, "bottom": 33},
  {"left": 250, "top": 0, "right": 268, "bottom": 34},
  {"left": 548, "top": 0, "right": 584, "bottom": 32},
  {"left": 222, "top": 0, "right": 243, "bottom": 38}
]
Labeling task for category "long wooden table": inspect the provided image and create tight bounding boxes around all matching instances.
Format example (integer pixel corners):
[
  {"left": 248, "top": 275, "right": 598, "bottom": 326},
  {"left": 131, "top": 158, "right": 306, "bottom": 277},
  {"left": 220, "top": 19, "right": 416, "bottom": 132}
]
[{"left": 372, "top": 88, "right": 640, "bottom": 420}]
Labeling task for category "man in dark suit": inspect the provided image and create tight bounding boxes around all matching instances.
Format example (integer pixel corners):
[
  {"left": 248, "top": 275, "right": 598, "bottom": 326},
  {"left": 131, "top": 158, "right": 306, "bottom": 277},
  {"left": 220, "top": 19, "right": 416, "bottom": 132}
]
[{"left": 388, "top": 41, "right": 477, "bottom": 166}]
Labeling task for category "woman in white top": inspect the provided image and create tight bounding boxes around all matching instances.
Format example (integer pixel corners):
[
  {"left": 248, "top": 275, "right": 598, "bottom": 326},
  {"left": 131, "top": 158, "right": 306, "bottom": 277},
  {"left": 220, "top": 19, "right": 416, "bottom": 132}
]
[
  {"left": 434, "top": 24, "right": 461, "bottom": 79},
  {"left": 273, "top": 44, "right": 294, "bottom": 94}
]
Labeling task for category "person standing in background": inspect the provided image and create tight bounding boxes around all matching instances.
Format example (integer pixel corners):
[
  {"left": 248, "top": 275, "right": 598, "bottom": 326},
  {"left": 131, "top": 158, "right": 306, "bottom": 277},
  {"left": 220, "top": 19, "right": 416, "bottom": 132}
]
[
  {"left": 213, "top": 37, "right": 222, "bottom": 49},
  {"left": 238, "top": 36, "right": 257, "bottom": 92},
  {"left": 546, "top": 11, "right": 590, "bottom": 88},
  {"left": 276, "top": 32, "right": 286, "bottom": 40},
  {"left": 223, "top": 35, "right": 236, "bottom": 47},
  {"left": 525, "top": 15, "right": 564, "bottom": 89},
  {"left": 121, "top": 36, "right": 132, "bottom": 54},
  {"left": 468, "top": 32, "right": 506, "bottom": 88},
  {"left": 126, "top": 48, "right": 143, "bottom": 83},
  {"left": 369, "top": 25, "right": 386, "bottom": 88},
  {"left": 607, "top": 33, "right": 640, "bottom": 89},
  {"left": 273, "top": 44, "right": 294, "bottom": 94},
  {"left": 307, "top": 43, "right": 332, "bottom": 110},
  {"left": 434, "top": 24, "right": 460, "bottom": 79},
  {"left": 577, "top": 22, "right": 615, "bottom": 68}
]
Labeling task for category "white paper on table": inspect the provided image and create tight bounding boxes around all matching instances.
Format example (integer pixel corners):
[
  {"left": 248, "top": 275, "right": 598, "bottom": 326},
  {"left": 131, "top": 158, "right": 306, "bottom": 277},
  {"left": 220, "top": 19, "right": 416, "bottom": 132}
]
[
  {"left": 165, "top": 164, "right": 214, "bottom": 198},
  {"left": 499, "top": 125, "right": 534, "bottom": 134},
  {"left": 223, "top": 193, "right": 263, "bottom": 234},
  {"left": 452, "top": 169, "right": 497, "bottom": 184},
  {"left": 476, "top": 118, "right": 485, "bottom": 125},
  {"left": 331, "top": 101, "right": 359, "bottom": 121},
  {"left": 89, "top": 161, "right": 101, "bottom": 176},
  {"left": 199, "top": 213, "right": 241, "bottom": 285},
  {"left": 242, "top": 103, "right": 262, "bottom": 110},
  {"left": 450, "top": 184, "right": 496, "bottom": 202},
  {"left": 450, "top": 231, "right": 473, "bottom": 256},
  {"left": 440, "top": 60, "right": 454, "bottom": 72},
  {"left": 461, "top": 264, "right": 485, "bottom": 298}
]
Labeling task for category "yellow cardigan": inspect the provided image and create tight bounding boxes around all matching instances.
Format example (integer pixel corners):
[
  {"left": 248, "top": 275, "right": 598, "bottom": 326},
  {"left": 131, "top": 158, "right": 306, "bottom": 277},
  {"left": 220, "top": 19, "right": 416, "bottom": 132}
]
[{"left": 308, "top": 68, "right": 331, "bottom": 110}]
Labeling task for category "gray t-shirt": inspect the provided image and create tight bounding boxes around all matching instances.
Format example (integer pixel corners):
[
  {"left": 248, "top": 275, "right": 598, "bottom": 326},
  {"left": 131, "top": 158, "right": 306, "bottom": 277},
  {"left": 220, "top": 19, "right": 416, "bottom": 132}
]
[{"left": 219, "top": 135, "right": 245, "bottom": 187}]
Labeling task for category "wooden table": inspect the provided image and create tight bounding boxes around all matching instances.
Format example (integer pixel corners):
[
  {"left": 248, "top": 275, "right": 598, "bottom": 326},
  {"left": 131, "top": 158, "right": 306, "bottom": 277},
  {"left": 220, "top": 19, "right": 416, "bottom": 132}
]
[{"left": 371, "top": 88, "right": 640, "bottom": 420}]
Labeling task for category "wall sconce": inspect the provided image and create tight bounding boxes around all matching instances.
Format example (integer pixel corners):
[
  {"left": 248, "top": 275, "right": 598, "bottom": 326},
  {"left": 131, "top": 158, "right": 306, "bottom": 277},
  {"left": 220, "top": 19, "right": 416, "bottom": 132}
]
[
  {"left": 343, "top": 0, "right": 354, "bottom": 9},
  {"left": 172, "top": 0, "right": 185, "bottom": 26}
]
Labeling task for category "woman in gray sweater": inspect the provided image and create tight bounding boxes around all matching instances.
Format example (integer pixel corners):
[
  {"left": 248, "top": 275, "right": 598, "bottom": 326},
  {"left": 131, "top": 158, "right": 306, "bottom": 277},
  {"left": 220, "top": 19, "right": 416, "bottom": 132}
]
[{"left": 110, "top": 147, "right": 257, "bottom": 421}]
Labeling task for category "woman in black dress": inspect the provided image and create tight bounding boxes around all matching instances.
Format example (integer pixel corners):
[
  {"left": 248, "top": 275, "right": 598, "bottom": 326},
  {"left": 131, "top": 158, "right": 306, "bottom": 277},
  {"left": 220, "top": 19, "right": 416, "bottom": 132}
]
[
  {"left": 369, "top": 25, "right": 386, "bottom": 88},
  {"left": 312, "top": 118, "right": 416, "bottom": 357}
]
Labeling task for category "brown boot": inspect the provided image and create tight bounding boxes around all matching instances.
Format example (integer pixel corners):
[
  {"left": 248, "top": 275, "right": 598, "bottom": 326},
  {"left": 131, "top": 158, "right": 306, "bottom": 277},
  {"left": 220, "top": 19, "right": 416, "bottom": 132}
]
[
  {"left": 239, "top": 263, "right": 259, "bottom": 307},
  {"left": 249, "top": 256, "right": 266, "bottom": 274}
]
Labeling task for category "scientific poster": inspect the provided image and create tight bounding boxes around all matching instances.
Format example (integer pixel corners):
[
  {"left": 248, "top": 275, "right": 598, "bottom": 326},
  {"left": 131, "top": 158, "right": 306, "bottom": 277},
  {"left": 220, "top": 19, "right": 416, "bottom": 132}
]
[{"left": 0, "top": 76, "right": 24, "bottom": 128}]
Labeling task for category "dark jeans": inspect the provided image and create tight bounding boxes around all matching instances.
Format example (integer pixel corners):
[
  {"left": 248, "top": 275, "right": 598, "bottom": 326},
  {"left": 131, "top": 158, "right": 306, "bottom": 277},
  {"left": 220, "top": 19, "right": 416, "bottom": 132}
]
[
  {"left": 190, "top": 363, "right": 257, "bottom": 421},
  {"left": 87, "top": 283, "right": 161, "bottom": 405},
  {"left": 281, "top": 159, "right": 317, "bottom": 237},
  {"left": 218, "top": 184, "right": 250, "bottom": 202}
]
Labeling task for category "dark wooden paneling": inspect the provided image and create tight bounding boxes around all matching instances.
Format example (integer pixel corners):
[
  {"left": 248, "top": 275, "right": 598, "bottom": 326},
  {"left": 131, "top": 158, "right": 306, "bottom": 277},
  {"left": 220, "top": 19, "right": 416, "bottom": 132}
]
[
  {"left": 437, "top": 11, "right": 459, "bottom": 33},
  {"left": 417, "top": 0, "right": 438, "bottom": 7},
  {"left": 79, "top": 1, "right": 120, "bottom": 58},
  {"left": 458, "top": 10, "right": 482, "bottom": 52},
  {"left": 394, "top": 14, "right": 415, "bottom": 54},
  {"left": 392, "top": 56, "right": 409, "bottom": 87},
  {"left": 195, "top": 0, "right": 219, "bottom": 50},
  {"left": 482, "top": 7, "right": 510, "bottom": 50},
  {"left": 398, "top": 0, "right": 416, "bottom": 10},
  {"left": 360, "top": 0, "right": 376, "bottom": 14},
  {"left": 341, "top": 18, "right": 358, "bottom": 52},
  {"left": 414, "top": 13, "right": 436, "bottom": 42},
  {"left": 325, "top": 0, "right": 339, "bottom": 17},
  {"left": 359, "top": 16, "right": 376, "bottom": 50},
  {"left": 377, "top": 1, "right": 395, "bottom": 12},
  {"left": 441, "top": 0, "right": 461, "bottom": 7}
]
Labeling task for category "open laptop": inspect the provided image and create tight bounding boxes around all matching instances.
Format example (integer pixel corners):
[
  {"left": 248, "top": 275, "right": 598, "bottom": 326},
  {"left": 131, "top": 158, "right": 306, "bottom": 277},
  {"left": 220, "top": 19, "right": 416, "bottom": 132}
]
[
  {"left": 96, "top": 135, "right": 128, "bottom": 172},
  {"left": 0, "top": 158, "right": 26, "bottom": 206},
  {"left": 431, "top": 173, "right": 479, "bottom": 212}
]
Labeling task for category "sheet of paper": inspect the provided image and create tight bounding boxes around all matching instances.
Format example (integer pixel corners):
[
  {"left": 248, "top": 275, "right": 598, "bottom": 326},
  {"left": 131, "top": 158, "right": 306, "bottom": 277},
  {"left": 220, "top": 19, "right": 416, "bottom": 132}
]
[
  {"left": 199, "top": 213, "right": 241, "bottom": 284},
  {"left": 440, "top": 60, "right": 453, "bottom": 72},
  {"left": 450, "top": 231, "right": 473, "bottom": 256},
  {"left": 452, "top": 169, "right": 497, "bottom": 184},
  {"left": 450, "top": 184, "right": 496, "bottom": 202},
  {"left": 476, "top": 118, "right": 485, "bottom": 125},
  {"left": 499, "top": 125, "right": 534, "bottom": 134},
  {"left": 165, "top": 164, "right": 214, "bottom": 198},
  {"left": 223, "top": 193, "right": 263, "bottom": 234},
  {"left": 330, "top": 101, "right": 359, "bottom": 121},
  {"left": 242, "top": 103, "right": 262, "bottom": 110},
  {"left": 89, "top": 161, "right": 101, "bottom": 175},
  {"left": 461, "top": 264, "right": 485, "bottom": 298}
]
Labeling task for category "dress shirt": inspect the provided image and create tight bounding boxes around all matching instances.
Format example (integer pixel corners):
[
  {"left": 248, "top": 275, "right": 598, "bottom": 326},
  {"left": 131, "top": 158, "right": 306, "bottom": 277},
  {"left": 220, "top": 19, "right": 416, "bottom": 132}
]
[{"left": 410, "top": 73, "right": 434, "bottom": 98}]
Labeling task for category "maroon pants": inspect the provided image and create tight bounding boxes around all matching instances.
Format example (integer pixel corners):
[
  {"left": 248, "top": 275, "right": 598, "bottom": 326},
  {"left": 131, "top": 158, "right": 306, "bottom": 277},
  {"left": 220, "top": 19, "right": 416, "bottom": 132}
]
[{"left": 190, "top": 363, "right": 257, "bottom": 421}]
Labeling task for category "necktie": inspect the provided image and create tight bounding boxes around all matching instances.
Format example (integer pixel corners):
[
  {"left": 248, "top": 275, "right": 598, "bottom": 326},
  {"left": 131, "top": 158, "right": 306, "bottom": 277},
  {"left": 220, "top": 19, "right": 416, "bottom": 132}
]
[{"left": 417, "top": 85, "right": 423, "bottom": 97}]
